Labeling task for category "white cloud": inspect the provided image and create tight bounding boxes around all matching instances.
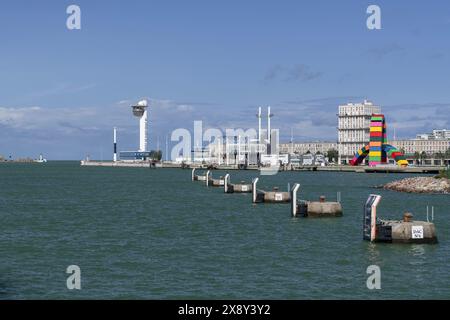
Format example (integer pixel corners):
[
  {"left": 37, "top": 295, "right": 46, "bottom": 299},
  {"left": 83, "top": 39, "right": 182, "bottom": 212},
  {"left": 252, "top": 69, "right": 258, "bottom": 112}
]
[
  {"left": 1, "top": 98, "right": 448, "bottom": 159},
  {"left": 0, "top": 97, "right": 204, "bottom": 139},
  {"left": 176, "top": 104, "right": 193, "bottom": 112},
  {"left": 0, "top": 105, "right": 98, "bottom": 132}
]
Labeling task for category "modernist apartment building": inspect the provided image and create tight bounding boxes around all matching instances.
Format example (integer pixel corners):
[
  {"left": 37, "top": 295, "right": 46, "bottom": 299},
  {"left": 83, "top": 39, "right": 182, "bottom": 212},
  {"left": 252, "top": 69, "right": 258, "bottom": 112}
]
[
  {"left": 278, "top": 100, "right": 449, "bottom": 165},
  {"left": 416, "top": 129, "right": 450, "bottom": 140},
  {"left": 391, "top": 139, "right": 450, "bottom": 155},
  {"left": 279, "top": 142, "right": 337, "bottom": 155},
  {"left": 337, "top": 100, "right": 381, "bottom": 164}
]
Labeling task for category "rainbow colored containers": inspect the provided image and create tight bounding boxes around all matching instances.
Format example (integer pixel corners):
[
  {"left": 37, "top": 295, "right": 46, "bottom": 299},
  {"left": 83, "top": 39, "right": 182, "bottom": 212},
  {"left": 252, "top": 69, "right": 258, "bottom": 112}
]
[{"left": 350, "top": 114, "right": 408, "bottom": 167}]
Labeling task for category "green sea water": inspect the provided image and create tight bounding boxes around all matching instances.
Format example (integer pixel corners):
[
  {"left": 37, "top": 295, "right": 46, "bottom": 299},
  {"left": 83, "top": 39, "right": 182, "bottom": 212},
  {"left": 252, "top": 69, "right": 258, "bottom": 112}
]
[{"left": 0, "top": 161, "right": 448, "bottom": 299}]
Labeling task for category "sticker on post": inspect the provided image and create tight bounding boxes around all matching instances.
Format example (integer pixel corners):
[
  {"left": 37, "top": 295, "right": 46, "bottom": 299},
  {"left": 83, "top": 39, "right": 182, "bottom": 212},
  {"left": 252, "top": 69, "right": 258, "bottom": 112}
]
[{"left": 412, "top": 226, "right": 424, "bottom": 239}]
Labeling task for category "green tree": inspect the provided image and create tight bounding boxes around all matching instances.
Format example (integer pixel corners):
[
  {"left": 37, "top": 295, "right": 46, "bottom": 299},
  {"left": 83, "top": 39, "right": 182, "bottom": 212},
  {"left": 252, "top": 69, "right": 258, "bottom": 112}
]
[
  {"left": 326, "top": 148, "right": 339, "bottom": 162},
  {"left": 413, "top": 151, "right": 420, "bottom": 165},
  {"left": 446, "top": 148, "right": 450, "bottom": 166},
  {"left": 434, "top": 152, "right": 446, "bottom": 166},
  {"left": 419, "top": 151, "right": 427, "bottom": 165},
  {"left": 149, "top": 150, "right": 162, "bottom": 161},
  {"left": 435, "top": 151, "right": 444, "bottom": 159}
]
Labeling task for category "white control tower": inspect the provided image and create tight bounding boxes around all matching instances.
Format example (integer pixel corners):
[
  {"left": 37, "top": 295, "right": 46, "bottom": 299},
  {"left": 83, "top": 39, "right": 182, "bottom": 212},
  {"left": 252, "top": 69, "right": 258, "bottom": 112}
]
[{"left": 131, "top": 99, "right": 149, "bottom": 152}]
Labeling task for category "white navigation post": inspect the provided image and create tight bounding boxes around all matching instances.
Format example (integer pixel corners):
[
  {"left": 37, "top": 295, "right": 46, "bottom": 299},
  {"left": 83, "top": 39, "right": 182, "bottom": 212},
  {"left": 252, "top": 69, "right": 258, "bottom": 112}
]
[
  {"left": 113, "top": 127, "right": 118, "bottom": 162},
  {"left": 206, "top": 170, "right": 211, "bottom": 186},
  {"left": 370, "top": 195, "right": 382, "bottom": 241},
  {"left": 291, "top": 183, "right": 301, "bottom": 217},
  {"left": 252, "top": 177, "right": 259, "bottom": 203},
  {"left": 224, "top": 174, "right": 230, "bottom": 193}
]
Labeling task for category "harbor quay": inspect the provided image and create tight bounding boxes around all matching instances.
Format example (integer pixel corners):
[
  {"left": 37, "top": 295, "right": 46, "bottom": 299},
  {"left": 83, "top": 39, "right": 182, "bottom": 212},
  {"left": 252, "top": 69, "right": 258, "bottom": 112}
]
[
  {"left": 78, "top": 99, "right": 449, "bottom": 176},
  {"left": 80, "top": 160, "right": 445, "bottom": 174}
]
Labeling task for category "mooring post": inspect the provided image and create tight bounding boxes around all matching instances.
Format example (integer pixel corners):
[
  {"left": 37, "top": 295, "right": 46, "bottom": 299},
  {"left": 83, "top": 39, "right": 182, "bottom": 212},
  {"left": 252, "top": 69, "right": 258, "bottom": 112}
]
[
  {"left": 191, "top": 168, "right": 196, "bottom": 181},
  {"left": 291, "top": 183, "right": 300, "bottom": 217},
  {"left": 432, "top": 206, "right": 434, "bottom": 221},
  {"left": 337, "top": 191, "right": 341, "bottom": 203},
  {"left": 224, "top": 174, "right": 230, "bottom": 193},
  {"left": 252, "top": 177, "right": 259, "bottom": 203},
  {"left": 370, "top": 195, "right": 382, "bottom": 242},
  {"left": 206, "top": 170, "right": 210, "bottom": 186}
]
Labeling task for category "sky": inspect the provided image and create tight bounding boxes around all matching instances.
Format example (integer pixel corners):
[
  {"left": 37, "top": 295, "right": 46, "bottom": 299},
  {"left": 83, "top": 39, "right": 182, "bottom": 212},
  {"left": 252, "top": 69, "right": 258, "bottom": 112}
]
[{"left": 0, "top": 0, "right": 449, "bottom": 160}]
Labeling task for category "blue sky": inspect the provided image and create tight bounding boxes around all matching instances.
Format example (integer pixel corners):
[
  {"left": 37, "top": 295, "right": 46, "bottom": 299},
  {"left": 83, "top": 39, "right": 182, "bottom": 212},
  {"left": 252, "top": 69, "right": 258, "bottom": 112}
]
[{"left": 1, "top": 0, "right": 449, "bottom": 159}]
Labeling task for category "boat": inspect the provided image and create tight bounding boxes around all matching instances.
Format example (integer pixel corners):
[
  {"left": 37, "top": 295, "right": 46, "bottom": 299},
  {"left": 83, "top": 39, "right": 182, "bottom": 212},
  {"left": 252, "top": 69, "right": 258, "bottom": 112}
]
[{"left": 34, "top": 154, "right": 47, "bottom": 163}]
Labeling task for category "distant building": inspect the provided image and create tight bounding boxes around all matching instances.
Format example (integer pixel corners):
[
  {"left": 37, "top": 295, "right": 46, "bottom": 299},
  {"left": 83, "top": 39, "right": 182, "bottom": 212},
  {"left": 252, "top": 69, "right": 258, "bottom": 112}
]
[
  {"left": 394, "top": 129, "right": 450, "bottom": 160},
  {"left": 391, "top": 139, "right": 450, "bottom": 156},
  {"left": 279, "top": 142, "right": 337, "bottom": 155},
  {"left": 337, "top": 100, "right": 381, "bottom": 164},
  {"left": 272, "top": 102, "right": 450, "bottom": 166},
  {"left": 416, "top": 133, "right": 430, "bottom": 140},
  {"left": 416, "top": 129, "right": 450, "bottom": 140}
]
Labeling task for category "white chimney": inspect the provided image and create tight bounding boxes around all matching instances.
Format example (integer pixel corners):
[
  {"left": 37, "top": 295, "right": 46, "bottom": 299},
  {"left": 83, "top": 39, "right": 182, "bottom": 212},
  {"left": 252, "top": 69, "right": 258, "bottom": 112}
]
[
  {"left": 257, "top": 106, "right": 262, "bottom": 144},
  {"left": 267, "top": 106, "right": 273, "bottom": 154}
]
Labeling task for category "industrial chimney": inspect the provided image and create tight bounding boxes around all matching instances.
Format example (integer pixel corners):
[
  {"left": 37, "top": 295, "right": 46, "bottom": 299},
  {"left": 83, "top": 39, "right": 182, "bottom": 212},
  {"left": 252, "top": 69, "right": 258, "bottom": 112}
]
[{"left": 267, "top": 106, "right": 273, "bottom": 154}]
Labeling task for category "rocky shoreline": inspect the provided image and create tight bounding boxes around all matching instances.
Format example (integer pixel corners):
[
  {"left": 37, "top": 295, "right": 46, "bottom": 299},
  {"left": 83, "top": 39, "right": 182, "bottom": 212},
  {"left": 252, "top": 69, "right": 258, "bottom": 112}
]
[{"left": 382, "top": 177, "right": 450, "bottom": 194}]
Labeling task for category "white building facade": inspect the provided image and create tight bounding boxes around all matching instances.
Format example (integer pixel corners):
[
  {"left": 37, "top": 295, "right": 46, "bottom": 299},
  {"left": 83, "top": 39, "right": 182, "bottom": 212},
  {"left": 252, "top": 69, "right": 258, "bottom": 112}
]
[
  {"left": 416, "top": 129, "right": 450, "bottom": 140},
  {"left": 337, "top": 100, "right": 381, "bottom": 164},
  {"left": 391, "top": 139, "right": 450, "bottom": 155},
  {"left": 279, "top": 142, "right": 338, "bottom": 155}
]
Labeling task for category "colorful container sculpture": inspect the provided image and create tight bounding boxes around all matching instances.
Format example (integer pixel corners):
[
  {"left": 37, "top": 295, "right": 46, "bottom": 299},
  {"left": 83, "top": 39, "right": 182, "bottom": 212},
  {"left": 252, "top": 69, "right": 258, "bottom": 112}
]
[{"left": 350, "top": 114, "right": 408, "bottom": 167}]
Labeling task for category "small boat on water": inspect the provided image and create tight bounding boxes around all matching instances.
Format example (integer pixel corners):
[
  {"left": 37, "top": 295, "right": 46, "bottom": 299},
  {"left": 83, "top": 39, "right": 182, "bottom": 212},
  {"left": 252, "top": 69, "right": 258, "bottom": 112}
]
[{"left": 34, "top": 154, "right": 47, "bottom": 163}]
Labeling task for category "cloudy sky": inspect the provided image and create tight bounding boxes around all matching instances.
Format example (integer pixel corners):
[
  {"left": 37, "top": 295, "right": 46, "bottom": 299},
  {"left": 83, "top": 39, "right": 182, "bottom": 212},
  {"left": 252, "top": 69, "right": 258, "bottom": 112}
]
[{"left": 1, "top": 0, "right": 449, "bottom": 159}]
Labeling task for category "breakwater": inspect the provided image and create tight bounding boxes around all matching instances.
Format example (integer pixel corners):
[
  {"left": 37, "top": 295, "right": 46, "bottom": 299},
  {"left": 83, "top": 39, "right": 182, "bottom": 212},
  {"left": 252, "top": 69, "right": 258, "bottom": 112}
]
[{"left": 383, "top": 177, "right": 450, "bottom": 194}]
